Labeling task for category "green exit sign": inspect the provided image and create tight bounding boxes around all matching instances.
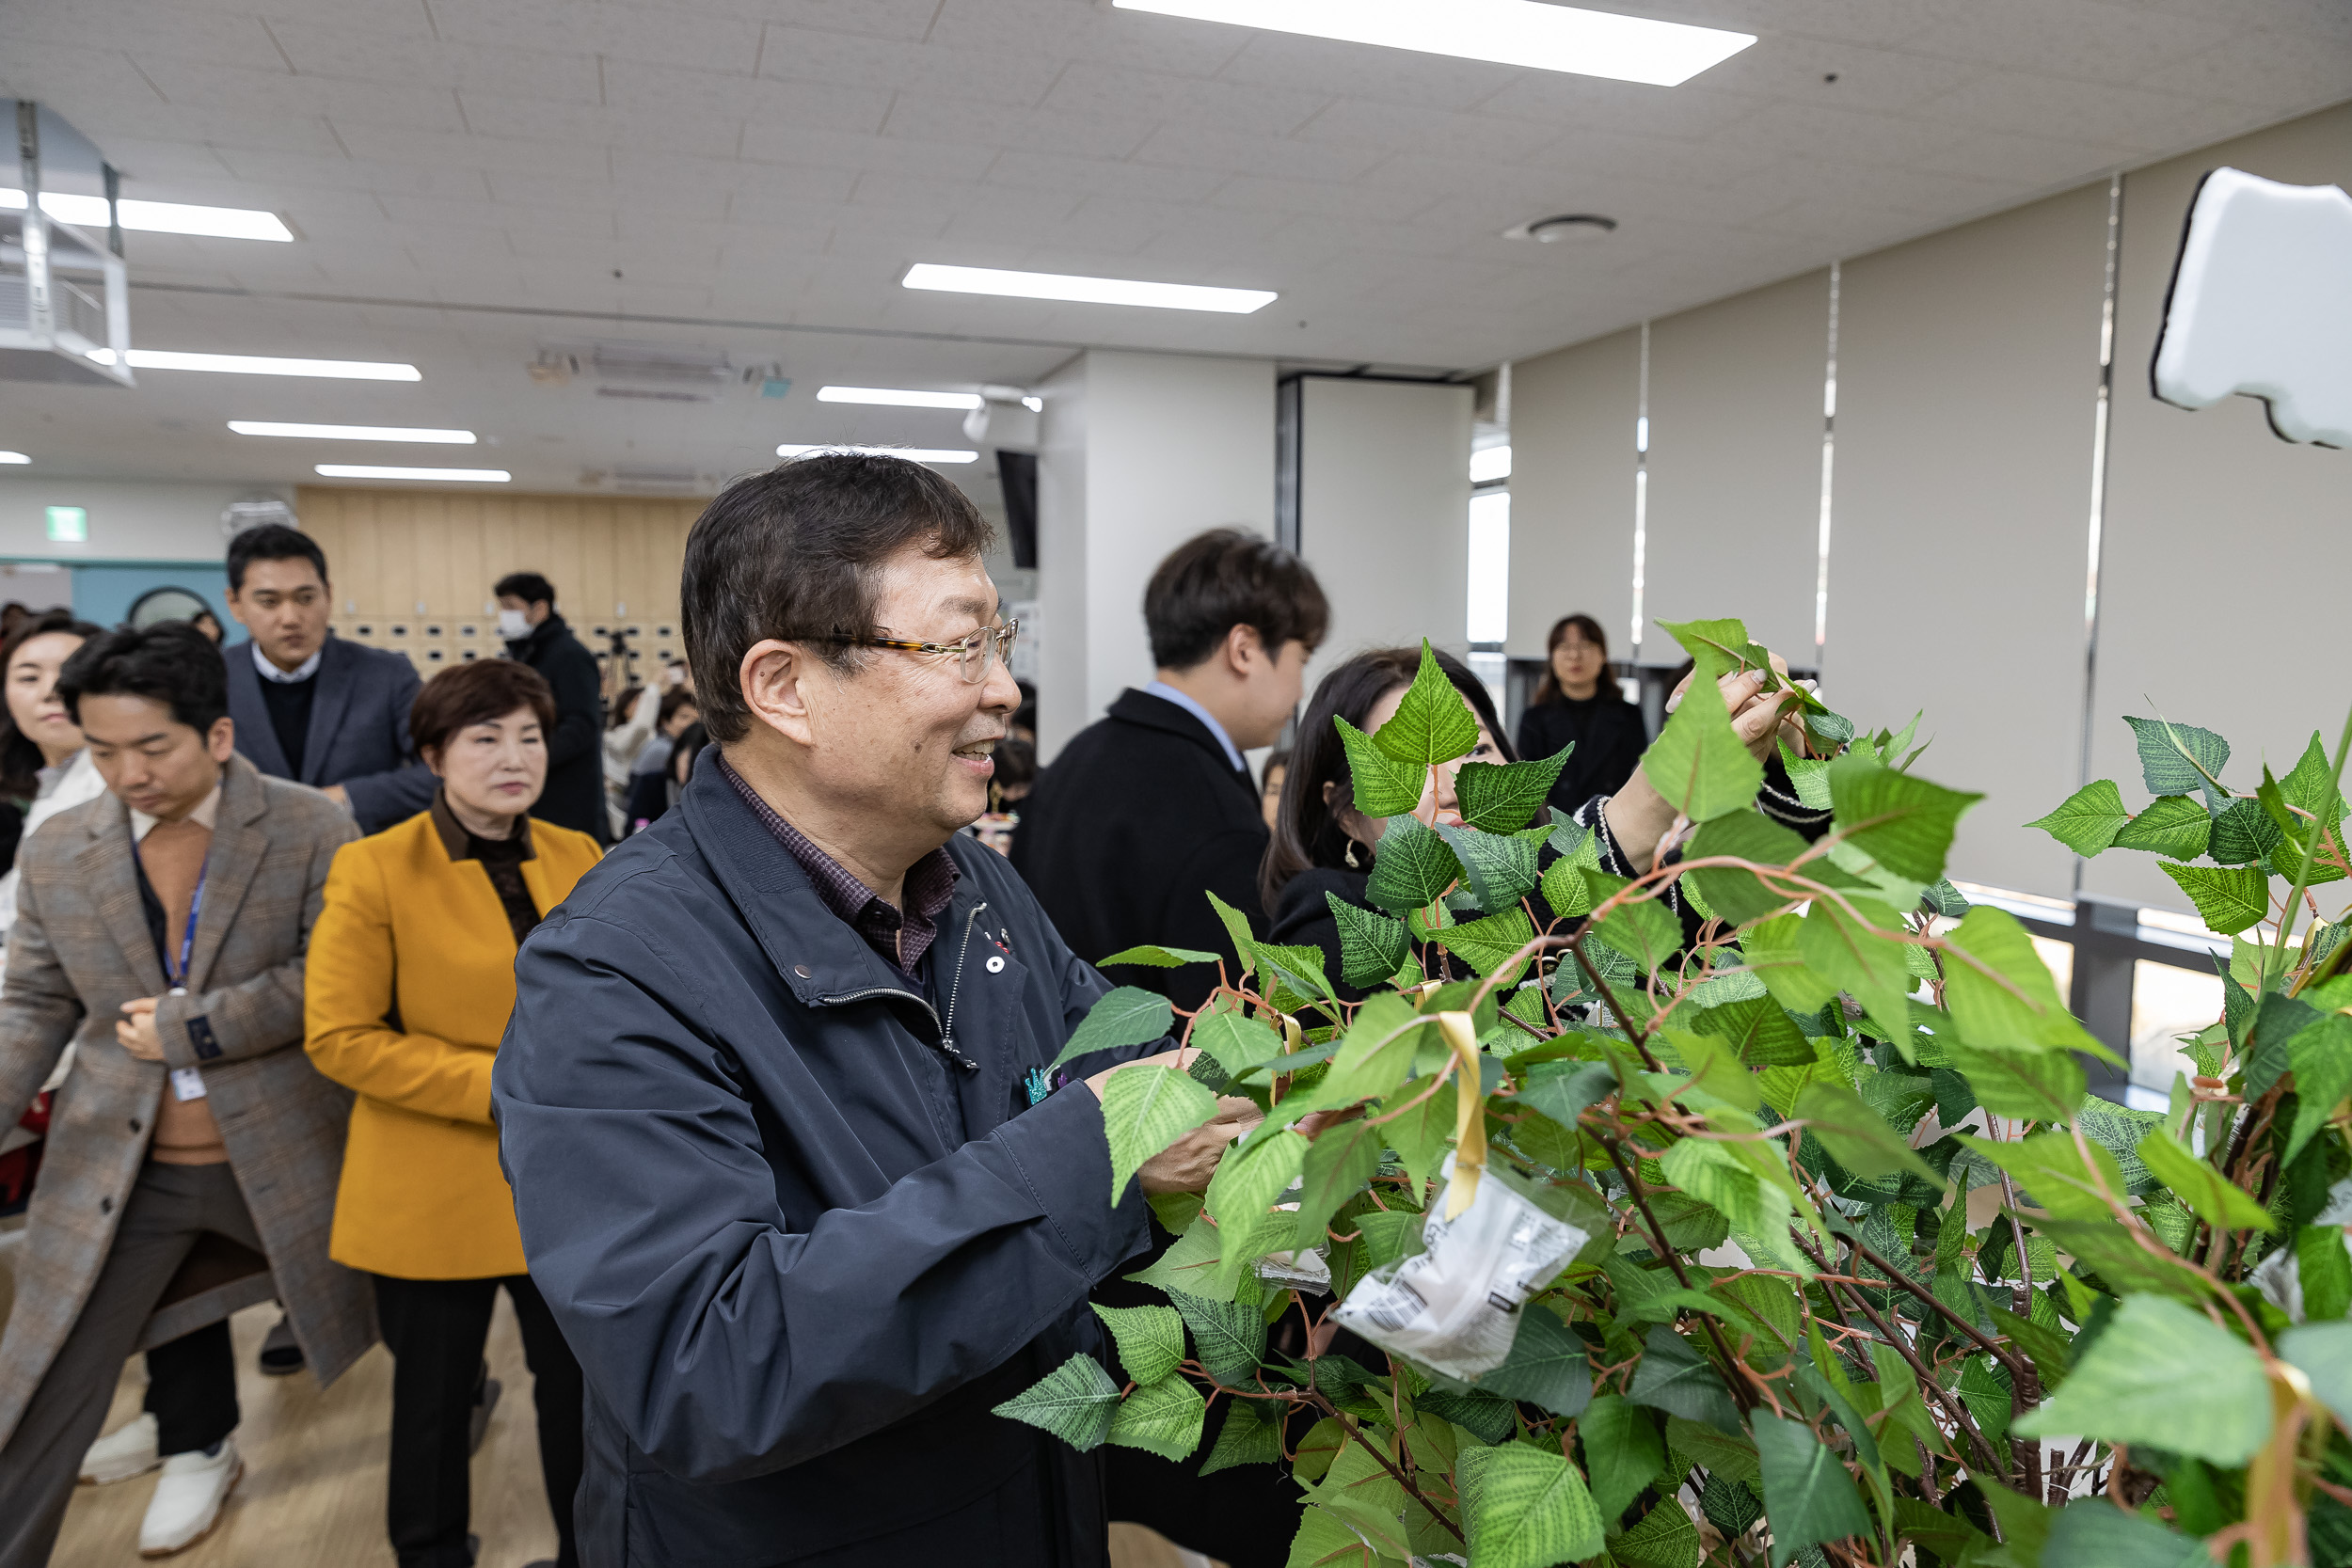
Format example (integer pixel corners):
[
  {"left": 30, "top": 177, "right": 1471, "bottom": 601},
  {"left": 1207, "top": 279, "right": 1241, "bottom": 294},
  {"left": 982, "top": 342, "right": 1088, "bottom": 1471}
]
[{"left": 45, "top": 506, "right": 86, "bottom": 542}]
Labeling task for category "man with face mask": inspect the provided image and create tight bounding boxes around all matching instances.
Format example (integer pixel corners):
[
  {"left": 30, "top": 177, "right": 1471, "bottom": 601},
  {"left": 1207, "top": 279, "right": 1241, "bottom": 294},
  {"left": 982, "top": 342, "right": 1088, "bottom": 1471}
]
[{"left": 493, "top": 574, "right": 607, "bottom": 842}]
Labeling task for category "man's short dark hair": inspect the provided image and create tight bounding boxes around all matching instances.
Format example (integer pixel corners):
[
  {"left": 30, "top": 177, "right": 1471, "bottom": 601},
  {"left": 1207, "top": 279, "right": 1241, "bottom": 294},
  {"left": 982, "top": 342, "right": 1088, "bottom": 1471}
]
[
  {"left": 1144, "top": 529, "right": 1328, "bottom": 672},
  {"left": 495, "top": 572, "right": 556, "bottom": 609},
  {"left": 226, "top": 523, "right": 328, "bottom": 593},
  {"left": 682, "top": 452, "right": 993, "bottom": 743},
  {"left": 56, "top": 623, "right": 229, "bottom": 733},
  {"left": 409, "top": 657, "right": 558, "bottom": 759}
]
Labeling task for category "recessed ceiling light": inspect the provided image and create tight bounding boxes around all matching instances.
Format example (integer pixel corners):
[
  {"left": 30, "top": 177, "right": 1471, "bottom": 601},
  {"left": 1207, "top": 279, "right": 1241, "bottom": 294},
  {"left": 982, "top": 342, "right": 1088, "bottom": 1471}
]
[
  {"left": 231, "top": 421, "right": 475, "bottom": 443},
  {"left": 1505, "top": 214, "right": 1619, "bottom": 243},
  {"left": 315, "top": 465, "right": 510, "bottom": 483},
  {"left": 1, "top": 189, "right": 294, "bottom": 242},
  {"left": 902, "top": 263, "right": 1276, "bottom": 314},
  {"left": 776, "top": 444, "right": 980, "bottom": 464},
  {"left": 89, "top": 348, "right": 421, "bottom": 380},
  {"left": 1111, "top": 0, "right": 1754, "bottom": 87},
  {"left": 817, "top": 386, "right": 985, "bottom": 410},
  {"left": 0, "top": 451, "right": 28, "bottom": 465}
]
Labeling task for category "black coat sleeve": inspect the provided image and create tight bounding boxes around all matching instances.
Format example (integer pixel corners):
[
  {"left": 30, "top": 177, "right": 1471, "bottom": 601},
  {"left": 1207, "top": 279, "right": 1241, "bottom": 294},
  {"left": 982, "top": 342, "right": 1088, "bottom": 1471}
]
[
  {"left": 493, "top": 905, "right": 1153, "bottom": 1486},
  {"left": 540, "top": 642, "right": 603, "bottom": 772},
  {"left": 338, "top": 657, "right": 437, "bottom": 832},
  {"left": 1152, "top": 827, "right": 1268, "bottom": 1013}
]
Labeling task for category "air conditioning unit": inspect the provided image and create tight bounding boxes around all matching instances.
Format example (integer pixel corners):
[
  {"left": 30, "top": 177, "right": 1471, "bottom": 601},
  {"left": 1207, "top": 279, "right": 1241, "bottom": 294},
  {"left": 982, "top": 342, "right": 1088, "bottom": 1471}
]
[
  {"left": 579, "top": 464, "right": 717, "bottom": 495},
  {"left": 532, "top": 342, "right": 787, "bottom": 403},
  {"left": 0, "top": 102, "right": 133, "bottom": 388}
]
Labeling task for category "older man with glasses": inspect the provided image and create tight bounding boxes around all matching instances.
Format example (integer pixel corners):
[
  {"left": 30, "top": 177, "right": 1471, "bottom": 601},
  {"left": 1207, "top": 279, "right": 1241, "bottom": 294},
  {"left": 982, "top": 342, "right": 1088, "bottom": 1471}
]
[{"left": 491, "top": 453, "right": 1258, "bottom": 1568}]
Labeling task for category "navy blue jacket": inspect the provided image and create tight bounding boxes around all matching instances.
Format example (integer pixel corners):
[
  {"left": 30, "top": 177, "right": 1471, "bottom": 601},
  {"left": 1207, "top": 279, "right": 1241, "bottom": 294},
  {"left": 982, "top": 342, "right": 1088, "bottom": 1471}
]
[
  {"left": 493, "top": 752, "right": 1161, "bottom": 1567},
  {"left": 224, "top": 635, "right": 437, "bottom": 833}
]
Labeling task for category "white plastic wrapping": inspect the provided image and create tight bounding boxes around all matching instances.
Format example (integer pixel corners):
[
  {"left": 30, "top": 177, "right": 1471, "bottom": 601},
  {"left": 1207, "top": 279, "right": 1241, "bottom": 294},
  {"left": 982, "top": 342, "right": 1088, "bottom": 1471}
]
[{"left": 1332, "top": 1153, "right": 1588, "bottom": 1379}]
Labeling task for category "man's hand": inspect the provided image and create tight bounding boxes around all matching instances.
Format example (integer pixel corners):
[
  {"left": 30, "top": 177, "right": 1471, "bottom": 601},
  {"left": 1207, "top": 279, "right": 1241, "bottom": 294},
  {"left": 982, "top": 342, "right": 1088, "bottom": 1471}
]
[
  {"left": 1086, "top": 1049, "right": 1263, "bottom": 1196},
  {"left": 321, "top": 784, "right": 350, "bottom": 808},
  {"left": 117, "top": 998, "right": 165, "bottom": 1062}
]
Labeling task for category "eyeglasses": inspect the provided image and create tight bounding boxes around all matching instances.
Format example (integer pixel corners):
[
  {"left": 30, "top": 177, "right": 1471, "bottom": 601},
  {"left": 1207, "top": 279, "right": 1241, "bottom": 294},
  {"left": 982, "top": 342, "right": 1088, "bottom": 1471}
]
[{"left": 791, "top": 620, "right": 1019, "bottom": 684}]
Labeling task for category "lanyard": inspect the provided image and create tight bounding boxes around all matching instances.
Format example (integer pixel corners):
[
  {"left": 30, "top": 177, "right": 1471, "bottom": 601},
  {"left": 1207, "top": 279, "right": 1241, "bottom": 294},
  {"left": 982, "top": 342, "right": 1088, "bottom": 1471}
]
[{"left": 135, "top": 842, "right": 208, "bottom": 991}]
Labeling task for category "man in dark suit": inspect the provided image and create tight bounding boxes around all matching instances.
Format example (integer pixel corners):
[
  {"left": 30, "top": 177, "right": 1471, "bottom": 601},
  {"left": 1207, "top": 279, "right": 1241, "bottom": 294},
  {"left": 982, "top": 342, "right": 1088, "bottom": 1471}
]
[
  {"left": 494, "top": 572, "right": 607, "bottom": 842},
  {"left": 1012, "top": 530, "right": 1326, "bottom": 1012},
  {"left": 221, "top": 525, "right": 437, "bottom": 835}
]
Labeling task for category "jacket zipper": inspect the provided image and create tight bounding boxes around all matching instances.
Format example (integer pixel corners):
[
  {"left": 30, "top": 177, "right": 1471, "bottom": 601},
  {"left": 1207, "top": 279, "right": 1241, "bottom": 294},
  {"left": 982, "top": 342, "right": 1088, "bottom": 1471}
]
[{"left": 816, "top": 899, "right": 986, "bottom": 1072}]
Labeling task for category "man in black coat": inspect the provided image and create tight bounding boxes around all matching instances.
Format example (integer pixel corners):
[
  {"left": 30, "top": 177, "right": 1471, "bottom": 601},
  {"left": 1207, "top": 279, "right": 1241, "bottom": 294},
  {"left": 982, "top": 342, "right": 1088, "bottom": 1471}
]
[
  {"left": 494, "top": 572, "right": 607, "bottom": 841},
  {"left": 493, "top": 455, "right": 1253, "bottom": 1567},
  {"left": 221, "top": 524, "right": 437, "bottom": 834},
  {"left": 1012, "top": 530, "right": 1327, "bottom": 1016}
]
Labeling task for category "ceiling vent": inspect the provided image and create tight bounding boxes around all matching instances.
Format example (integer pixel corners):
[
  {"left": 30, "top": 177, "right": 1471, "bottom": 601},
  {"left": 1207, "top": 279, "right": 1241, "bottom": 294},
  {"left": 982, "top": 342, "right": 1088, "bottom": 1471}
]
[
  {"left": 532, "top": 342, "right": 788, "bottom": 402},
  {"left": 580, "top": 464, "right": 715, "bottom": 495}
]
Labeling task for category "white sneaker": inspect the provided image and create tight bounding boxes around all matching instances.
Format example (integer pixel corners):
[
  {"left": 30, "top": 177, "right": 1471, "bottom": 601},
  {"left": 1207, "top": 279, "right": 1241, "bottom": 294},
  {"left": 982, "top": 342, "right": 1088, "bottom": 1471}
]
[
  {"left": 137, "top": 1437, "right": 242, "bottom": 1558},
  {"left": 79, "top": 1411, "right": 161, "bottom": 1485}
]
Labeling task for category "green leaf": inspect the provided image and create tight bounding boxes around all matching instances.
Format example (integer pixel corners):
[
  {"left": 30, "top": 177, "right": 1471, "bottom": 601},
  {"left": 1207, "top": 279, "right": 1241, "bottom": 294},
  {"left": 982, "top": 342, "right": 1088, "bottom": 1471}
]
[
  {"left": 1753, "top": 1414, "right": 1872, "bottom": 1568},
  {"left": 1093, "top": 1303, "right": 1187, "bottom": 1386},
  {"left": 1582, "top": 890, "right": 1684, "bottom": 980},
  {"left": 1124, "top": 1215, "right": 1238, "bottom": 1300},
  {"left": 2041, "top": 1500, "right": 2209, "bottom": 1568},
  {"left": 1829, "top": 752, "right": 1983, "bottom": 883},
  {"left": 1518, "top": 1059, "right": 1615, "bottom": 1130},
  {"left": 2015, "top": 1294, "right": 2269, "bottom": 1465},
  {"left": 1458, "top": 1439, "right": 1606, "bottom": 1568},
  {"left": 1292, "top": 1116, "right": 1383, "bottom": 1252},
  {"left": 1580, "top": 1393, "right": 1666, "bottom": 1522},
  {"left": 1336, "top": 715, "right": 1428, "bottom": 818},
  {"left": 2123, "top": 715, "right": 2231, "bottom": 810},
  {"left": 1794, "top": 1081, "right": 1941, "bottom": 1184},
  {"left": 1205, "top": 889, "right": 1258, "bottom": 979},
  {"left": 2206, "top": 796, "right": 2283, "bottom": 868},
  {"left": 2286, "top": 1012, "right": 2352, "bottom": 1164},
  {"left": 2111, "top": 794, "right": 2213, "bottom": 860},
  {"left": 1693, "top": 995, "right": 1820, "bottom": 1067},
  {"left": 2280, "top": 1321, "right": 2352, "bottom": 1431},
  {"left": 1958, "top": 1131, "right": 2127, "bottom": 1222},
  {"left": 1105, "top": 1371, "right": 1207, "bottom": 1462},
  {"left": 1096, "top": 944, "right": 1222, "bottom": 969},
  {"left": 1687, "top": 811, "right": 1812, "bottom": 926},
  {"left": 1327, "top": 895, "right": 1410, "bottom": 990},
  {"left": 1049, "top": 986, "right": 1176, "bottom": 1070},
  {"left": 1256, "top": 941, "right": 1338, "bottom": 1003},
  {"left": 1796, "top": 896, "right": 1915, "bottom": 1039},
  {"left": 1101, "top": 1063, "right": 1219, "bottom": 1204},
  {"left": 1363, "top": 815, "right": 1462, "bottom": 916},
  {"left": 1193, "top": 1010, "right": 1283, "bottom": 1080},
  {"left": 1628, "top": 1325, "right": 1741, "bottom": 1434},
  {"left": 2026, "top": 780, "right": 2130, "bottom": 857},
  {"left": 1439, "top": 908, "right": 1538, "bottom": 981},
  {"left": 992, "top": 1352, "right": 1123, "bottom": 1450},
  {"left": 1657, "top": 616, "right": 1753, "bottom": 681},
  {"left": 1380, "top": 1077, "right": 1458, "bottom": 1192},
  {"left": 1946, "top": 1038, "right": 2087, "bottom": 1123},
  {"left": 1282, "top": 1503, "right": 1380, "bottom": 1567},
  {"left": 1456, "top": 744, "right": 1575, "bottom": 834},
  {"left": 1942, "top": 905, "right": 2107, "bottom": 1059},
  {"left": 1203, "top": 1127, "right": 1311, "bottom": 1268},
  {"left": 1373, "top": 641, "right": 1482, "bottom": 769},
  {"left": 1475, "top": 1306, "right": 1593, "bottom": 1418},
  {"left": 1612, "top": 1499, "right": 1702, "bottom": 1568},
  {"left": 1435, "top": 822, "right": 1540, "bottom": 915},
  {"left": 2280, "top": 730, "right": 2348, "bottom": 820},
  {"left": 1641, "top": 662, "right": 1766, "bottom": 823},
  {"left": 1744, "top": 913, "right": 1841, "bottom": 1016},
  {"left": 2157, "top": 861, "right": 2269, "bottom": 935},
  {"left": 1167, "top": 1287, "right": 1267, "bottom": 1387},
  {"left": 2133, "top": 1128, "right": 2273, "bottom": 1233},
  {"left": 1197, "top": 1399, "right": 1283, "bottom": 1477}
]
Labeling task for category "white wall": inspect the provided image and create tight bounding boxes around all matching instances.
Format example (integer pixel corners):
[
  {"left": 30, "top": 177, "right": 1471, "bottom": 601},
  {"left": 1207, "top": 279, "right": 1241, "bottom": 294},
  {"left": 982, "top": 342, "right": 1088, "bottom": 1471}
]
[
  {"left": 1032, "top": 350, "right": 1276, "bottom": 759},
  {"left": 0, "top": 479, "right": 285, "bottom": 561},
  {"left": 1505, "top": 328, "right": 1640, "bottom": 664},
  {"left": 1295, "top": 376, "right": 1473, "bottom": 689}
]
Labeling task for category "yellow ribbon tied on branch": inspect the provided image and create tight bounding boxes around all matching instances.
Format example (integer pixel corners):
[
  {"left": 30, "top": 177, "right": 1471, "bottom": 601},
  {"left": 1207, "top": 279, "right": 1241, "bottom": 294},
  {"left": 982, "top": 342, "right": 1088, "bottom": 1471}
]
[{"left": 1436, "top": 1010, "right": 1486, "bottom": 1219}]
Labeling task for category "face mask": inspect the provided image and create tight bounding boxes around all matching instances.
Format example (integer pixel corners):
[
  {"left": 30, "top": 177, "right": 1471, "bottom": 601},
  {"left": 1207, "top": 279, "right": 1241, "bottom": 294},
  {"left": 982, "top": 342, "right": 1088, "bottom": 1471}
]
[{"left": 497, "top": 609, "right": 532, "bottom": 640}]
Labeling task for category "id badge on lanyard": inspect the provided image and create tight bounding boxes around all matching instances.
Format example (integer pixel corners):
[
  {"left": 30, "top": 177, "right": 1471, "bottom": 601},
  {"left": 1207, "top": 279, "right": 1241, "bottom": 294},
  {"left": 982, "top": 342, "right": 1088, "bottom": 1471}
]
[{"left": 141, "top": 847, "right": 208, "bottom": 1103}]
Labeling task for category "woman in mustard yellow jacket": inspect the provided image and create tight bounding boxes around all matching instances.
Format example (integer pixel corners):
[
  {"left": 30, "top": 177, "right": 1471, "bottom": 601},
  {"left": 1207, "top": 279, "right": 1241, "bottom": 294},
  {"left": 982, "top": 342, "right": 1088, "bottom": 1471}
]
[{"left": 306, "top": 657, "right": 601, "bottom": 1568}]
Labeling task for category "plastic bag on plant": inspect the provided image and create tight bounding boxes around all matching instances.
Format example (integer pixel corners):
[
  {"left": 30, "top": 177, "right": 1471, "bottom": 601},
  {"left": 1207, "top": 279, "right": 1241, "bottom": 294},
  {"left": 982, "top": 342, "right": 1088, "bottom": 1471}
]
[{"left": 1331, "top": 1153, "right": 1588, "bottom": 1379}]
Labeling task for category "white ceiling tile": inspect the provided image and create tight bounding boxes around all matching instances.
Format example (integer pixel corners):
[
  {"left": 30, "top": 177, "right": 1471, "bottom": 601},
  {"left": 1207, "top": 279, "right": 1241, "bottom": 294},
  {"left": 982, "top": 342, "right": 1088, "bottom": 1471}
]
[
  {"left": 756, "top": 27, "right": 1061, "bottom": 110},
  {"left": 879, "top": 96, "right": 1157, "bottom": 159},
  {"left": 452, "top": 95, "right": 744, "bottom": 160},
  {"left": 1257, "top": 213, "right": 1473, "bottom": 261},
  {"left": 925, "top": 0, "right": 1252, "bottom": 79},
  {"left": 2133, "top": 29, "right": 2352, "bottom": 110},
  {"left": 1907, "top": 128, "right": 2138, "bottom": 185},
  {"left": 60, "top": 100, "right": 354, "bottom": 157},
  {"left": 1713, "top": 99, "right": 1968, "bottom": 166},
  {"left": 1898, "top": 0, "right": 2233, "bottom": 85},
  {"left": 135, "top": 58, "right": 467, "bottom": 132},
  {"left": 983, "top": 150, "right": 1227, "bottom": 204},
  {"left": 1126, "top": 124, "right": 1386, "bottom": 182},
  {"left": 1472, "top": 75, "right": 1763, "bottom": 140},
  {"left": 1210, "top": 175, "right": 1438, "bottom": 223},
  {"left": 213, "top": 148, "right": 494, "bottom": 198},
  {"left": 0, "top": 40, "right": 170, "bottom": 107},
  {"left": 263, "top": 24, "right": 604, "bottom": 103},
  {"left": 1521, "top": 125, "right": 1781, "bottom": 188},
  {"left": 1212, "top": 32, "right": 1521, "bottom": 112},
  {"left": 1041, "top": 62, "right": 1329, "bottom": 139},
  {"left": 97, "top": 137, "right": 241, "bottom": 184},
  {"left": 1289, "top": 96, "right": 1560, "bottom": 162},
  {"left": 850, "top": 170, "right": 1080, "bottom": 225},
  {"left": 1690, "top": 36, "right": 1991, "bottom": 111},
  {"left": 1913, "top": 71, "right": 2260, "bottom": 148},
  {"left": 331, "top": 126, "right": 614, "bottom": 180},
  {"left": 378, "top": 193, "right": 616, "bottom": 237},
  {"left": 425, "top": 0, "right": 763, "bottom": 75},
  {"left": 738, "top": 124, "right": 1000, "bottom": 181},
  {"left": 598, "top": 61, "right": 893, "bottom": 135},
  {"left": 8, "top": 1, "right": 290, "bottom": 71},
  {"left": 723, "top": 0, "right": 945, "bottom": 42},
  {"left": 1731, "top": 157, "right": 2020, "bottom": 216}
]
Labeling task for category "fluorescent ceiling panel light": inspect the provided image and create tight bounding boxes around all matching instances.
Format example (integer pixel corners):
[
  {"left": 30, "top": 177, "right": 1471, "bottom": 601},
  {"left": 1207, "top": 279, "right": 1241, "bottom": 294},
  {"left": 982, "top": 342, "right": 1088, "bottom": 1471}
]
[
  {"left": 776, "top": 444, "right": 979, "bottom": 464},
  {"left": 89, "top": 348, "right": 421, "bottom": 380},
  {"left": 230, "top": 420, "right": 473, "bottom": 444},
  {"left": 817, "top": 386, "right": 984, "bottom": 410},
  {"left": 1470, "top": 445, "right": 1513, "bottom": 483},
  {"left": 902, "top": 262, "right": 1275, "bottom": 314},
  {"left": 315, "top": 464, "right": 510, "bottom": 483},
  {"left": 0, "top": 451, "right": 28, "bottom": 465},
  {"left": 1111, "top": 0, "right": 1755, "bottom": 87},
  {"left": 1, "top": 188, "right": 294, "bottom": 241},
  {"left": 1022, "top": 396, "right": 1043, "bottom": 413}
]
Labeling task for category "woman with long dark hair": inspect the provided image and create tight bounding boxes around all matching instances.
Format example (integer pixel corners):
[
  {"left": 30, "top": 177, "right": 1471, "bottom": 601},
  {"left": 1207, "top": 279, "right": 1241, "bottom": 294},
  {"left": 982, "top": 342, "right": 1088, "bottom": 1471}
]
[
  {"left": 0, "top": 610, "right": 107, "bottom": 951},
  {"left": 1517, "top": 612, "right": 1645, "bottom": 817},
  {"left": 1260, "top": 647, "right": 1516, "bottom": 996}
]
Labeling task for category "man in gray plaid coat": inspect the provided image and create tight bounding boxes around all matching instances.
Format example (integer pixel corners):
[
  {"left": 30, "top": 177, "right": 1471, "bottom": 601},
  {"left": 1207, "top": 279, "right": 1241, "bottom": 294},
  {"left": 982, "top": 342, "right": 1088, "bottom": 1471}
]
[{"left": 0, "top": 624, "right": 373, "bottom": 1562}]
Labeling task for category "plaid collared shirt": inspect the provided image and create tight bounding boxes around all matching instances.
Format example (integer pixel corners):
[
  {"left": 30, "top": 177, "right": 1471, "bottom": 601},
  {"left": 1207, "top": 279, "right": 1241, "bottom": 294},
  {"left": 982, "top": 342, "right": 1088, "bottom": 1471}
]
[{"left": 719, "top": 752, "right": 959, "bottom": 977}]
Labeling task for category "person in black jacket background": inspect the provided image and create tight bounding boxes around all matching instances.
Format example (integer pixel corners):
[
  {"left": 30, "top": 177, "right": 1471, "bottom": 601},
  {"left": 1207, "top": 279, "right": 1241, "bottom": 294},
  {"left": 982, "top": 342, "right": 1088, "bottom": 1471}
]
[
  {"left": 1011, "top": 529, "right": 1327, "bottom": 1015},
  {"left": 495, "top": 572, "right": 608, "bottom": 841},
  {"left": 1516, "top": 612, "right": 1646, "bottom": 818}
]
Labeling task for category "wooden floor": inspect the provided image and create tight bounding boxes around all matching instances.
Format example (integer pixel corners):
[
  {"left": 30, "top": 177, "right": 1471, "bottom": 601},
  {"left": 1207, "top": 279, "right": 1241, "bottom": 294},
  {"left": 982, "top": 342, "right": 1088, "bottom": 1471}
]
[{"left": 47, "top": 1298, "right": 1224, "bottom": 1568}]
